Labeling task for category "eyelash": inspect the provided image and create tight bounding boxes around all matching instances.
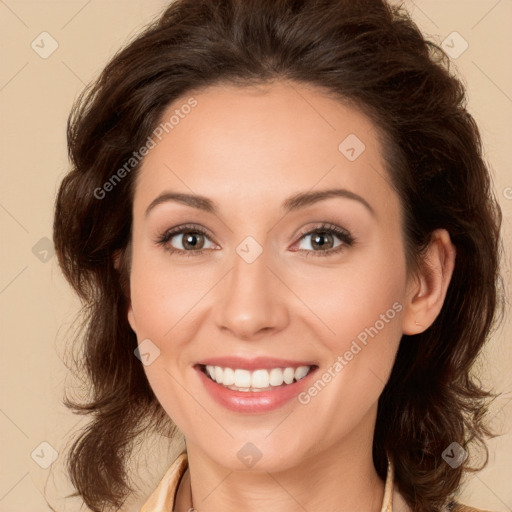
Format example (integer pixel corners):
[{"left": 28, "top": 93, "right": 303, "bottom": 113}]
[
  {"left": 155, "top": 222, "right": 355, "bottom": 258},
  {"left": 296, "top": 223, "right": 355, "bottom": 258}
]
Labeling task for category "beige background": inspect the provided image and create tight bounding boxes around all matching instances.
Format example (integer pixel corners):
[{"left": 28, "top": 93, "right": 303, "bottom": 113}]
[{"left": 0, "top": 1, "right": 511, "bottom": 511}]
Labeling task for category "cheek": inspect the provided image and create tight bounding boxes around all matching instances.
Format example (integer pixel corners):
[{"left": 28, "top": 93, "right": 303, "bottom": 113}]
[
  {"left": 295, "top": 245, "right": 406, "bottom": 406},
  {"left": 292, "top": 246, "right": 406, "bottom": 352},
  {"left": 128, "top": 253, "right": 203, "bottom": 430},
  {"left": 129, "top": 247, "right": 211, "bottom": 339},
  {"left": 338, "top": 270, "right": 404, "bottom": 346}
]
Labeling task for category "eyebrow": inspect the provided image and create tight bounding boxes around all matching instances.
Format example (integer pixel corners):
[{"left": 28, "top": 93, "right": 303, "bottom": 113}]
[{"left": 145, "top": 188, "right": 375, "bottom": 217}]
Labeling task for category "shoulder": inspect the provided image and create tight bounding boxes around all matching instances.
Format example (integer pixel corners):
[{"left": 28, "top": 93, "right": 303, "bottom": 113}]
[{"left": 140, "top": 451, "right": 188, "bottom": 512}]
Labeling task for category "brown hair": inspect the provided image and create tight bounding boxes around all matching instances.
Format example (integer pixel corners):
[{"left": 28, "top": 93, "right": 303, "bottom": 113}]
[{"left": 53, "top": 0, "right": 504, "bottom": 510}]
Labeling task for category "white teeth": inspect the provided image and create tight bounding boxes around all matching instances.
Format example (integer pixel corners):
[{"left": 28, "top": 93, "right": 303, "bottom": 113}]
[
  {"left": 206, "top": 365, "right": 215, "bottom": 380},
  {"left": 251, "top": 369, "right": 269, "bottom": 389},
  {"left": 294, "top": 366, "right": 309, "bottom": 381},
  {"left": 283, "top": 367, "right": 295, "bottom": 384},
  {"left": 234, "top": 369, "right": 251, "bottom": 387},
  {"left": 203, "top": 365, "right": 312, "bottom": 391},
  {"left": 223, "top": 367, "right": 235, "bottom": 386},
  {"left": 269, "top": 368, "right": 284, "bottom": 386}
]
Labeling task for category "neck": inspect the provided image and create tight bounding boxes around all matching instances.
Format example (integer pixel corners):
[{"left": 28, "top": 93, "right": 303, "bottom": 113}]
[{"left": 176, "top": 420, "right": 386, "bottom": 512}]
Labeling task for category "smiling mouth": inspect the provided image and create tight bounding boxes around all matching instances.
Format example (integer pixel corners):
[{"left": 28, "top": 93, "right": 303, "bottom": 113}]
[{"left": 198, "top": 364, "right": 317, "bottom": 392}]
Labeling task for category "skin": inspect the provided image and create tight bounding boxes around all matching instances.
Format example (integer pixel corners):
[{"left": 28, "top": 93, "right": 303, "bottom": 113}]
[{"left": 125, "top": 81, "right": 455, "bottom": 512}]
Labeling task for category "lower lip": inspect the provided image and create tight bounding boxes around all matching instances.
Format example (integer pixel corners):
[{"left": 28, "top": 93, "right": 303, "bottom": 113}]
[{"left": 195, "top": 366, "right": 317, "bottom": 413}]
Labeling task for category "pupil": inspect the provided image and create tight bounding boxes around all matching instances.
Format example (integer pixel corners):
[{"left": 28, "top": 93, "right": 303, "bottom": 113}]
[
  {"left": 184, "top": 233, "right": 203, "bottom": 249},
  {"left": 313, "top": 232, "right": 332, "bottom": 249}
]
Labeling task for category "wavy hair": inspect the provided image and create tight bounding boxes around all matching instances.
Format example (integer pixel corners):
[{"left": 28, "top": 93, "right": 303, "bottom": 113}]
[{"left": 53, "top": 0, "right": 504, "bottom": 510}]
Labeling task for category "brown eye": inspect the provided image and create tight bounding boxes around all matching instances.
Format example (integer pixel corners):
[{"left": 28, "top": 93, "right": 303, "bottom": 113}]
[
  {"left": 308, "top": 231, "right": 336, "bottom": 250},
  {"left": 156, "top": 224, "right": 216, "bottom": 256},
  {"left": 179, "top": 232, "right": 206, "bottom": 250},
  {"left": 296, "top": 224, "right": 353, "bottom": 255}
]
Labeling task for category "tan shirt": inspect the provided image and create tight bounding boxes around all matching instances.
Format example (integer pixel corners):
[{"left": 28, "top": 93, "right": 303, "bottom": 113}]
[{"left": 139, "top": 451, "right": 490, "bottom": 512}]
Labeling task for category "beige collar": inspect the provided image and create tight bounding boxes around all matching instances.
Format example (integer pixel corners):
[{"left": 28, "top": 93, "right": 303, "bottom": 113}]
[{"left": 140, "top": 451, "right": 396, "bottom": 512}]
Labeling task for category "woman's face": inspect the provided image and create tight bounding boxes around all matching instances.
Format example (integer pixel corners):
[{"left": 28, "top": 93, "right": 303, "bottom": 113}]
[{"left": 127, "top": 81, "right": 416, "bottom": 471}]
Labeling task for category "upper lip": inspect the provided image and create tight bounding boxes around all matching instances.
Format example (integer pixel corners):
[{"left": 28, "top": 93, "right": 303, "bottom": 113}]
[{"left": 195, "top": 356, "right": 318, "bottom": 371}]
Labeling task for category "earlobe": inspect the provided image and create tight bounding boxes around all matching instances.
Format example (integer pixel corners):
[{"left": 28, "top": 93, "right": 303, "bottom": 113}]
[
  {"left": 112, "top": 246, "right": 136, "bottom": 332},
  {"left": 402, "top": 229, "right": 456, "bottom": 335},
  {"left": 127, "top": 305, "right": 137, "bottom": 333}
]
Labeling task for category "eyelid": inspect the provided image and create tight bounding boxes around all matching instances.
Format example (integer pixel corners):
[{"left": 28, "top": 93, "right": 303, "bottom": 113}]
[
  {"left": 155, "top": 222, "right": 354, "bottom": 257},
  {"left": 290, "top": 223, "right": 354, "bottom": 256},
  {"left": 293, "top": 222, "right": 352, "bottom": 242},
  {"left": 155, "top": 223, "right": 218, "bottom": 254}
]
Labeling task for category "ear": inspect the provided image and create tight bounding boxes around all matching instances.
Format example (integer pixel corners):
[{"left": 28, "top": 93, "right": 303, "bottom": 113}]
[
  {"left": 113, "top": 248, "right": 137, "bottom": 333},
  {"left": 127, "top": 302, "right": 137, "bottom": 333},
  {"left": 113, "top": 249, "right": 122, "bottom": 270},
  {"left": 402, "top": 229, "right": 456, "bottom": 335}
]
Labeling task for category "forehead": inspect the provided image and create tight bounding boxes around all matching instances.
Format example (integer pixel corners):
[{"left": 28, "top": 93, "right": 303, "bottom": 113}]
[{"left": 134, "top": 81, "right": 396, "bottom": 218}]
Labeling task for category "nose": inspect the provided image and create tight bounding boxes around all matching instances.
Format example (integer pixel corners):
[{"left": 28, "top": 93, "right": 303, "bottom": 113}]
[{"left": 213, "top": 246, "right": 289, "bottom": 341}]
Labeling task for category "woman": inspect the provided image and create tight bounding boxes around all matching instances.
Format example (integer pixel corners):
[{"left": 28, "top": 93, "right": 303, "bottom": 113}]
[{"left": 53, "top": 0, "right": 504, "bottom": 511}]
